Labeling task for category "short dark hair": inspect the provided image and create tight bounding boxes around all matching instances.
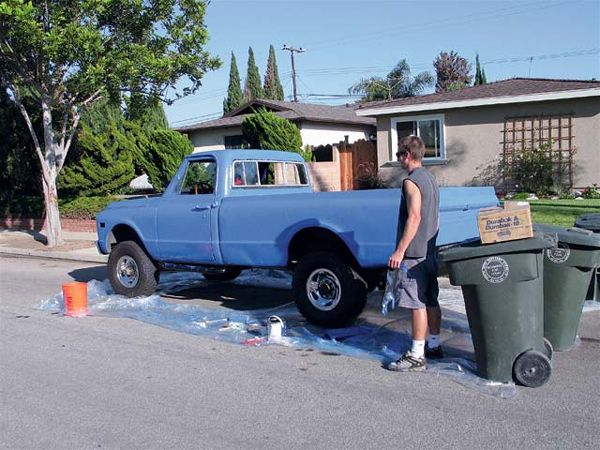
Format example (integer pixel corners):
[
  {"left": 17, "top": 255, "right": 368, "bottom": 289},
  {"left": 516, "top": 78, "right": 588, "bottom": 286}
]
[{"left": 398, "top": 135, "right": 425, "bottom": 161}]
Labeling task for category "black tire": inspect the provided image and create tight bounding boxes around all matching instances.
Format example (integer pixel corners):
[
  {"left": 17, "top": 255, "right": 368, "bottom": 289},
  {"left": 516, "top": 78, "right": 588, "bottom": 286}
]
[
  {"left": 513, "top": 350, "right": 552, "bottom": 388},
  {"left": 293, "top": 251, "right": 367, "bottom": 328},
  {"left": 203, "top": 268, "right": 242, "bottom": 282},
  {"left": 108, "top": 240, "right": 158, "bottom": 297}
]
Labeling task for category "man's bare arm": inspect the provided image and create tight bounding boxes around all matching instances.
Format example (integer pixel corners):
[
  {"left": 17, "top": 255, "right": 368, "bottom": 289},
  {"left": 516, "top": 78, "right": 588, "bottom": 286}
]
[{"left": 388, "top": 180, "right": 421, "bottom": 268}]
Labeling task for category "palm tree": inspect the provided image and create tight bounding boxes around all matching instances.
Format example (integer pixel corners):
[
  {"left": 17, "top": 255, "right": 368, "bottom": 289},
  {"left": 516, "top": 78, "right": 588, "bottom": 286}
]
[{"left": 349, "top": 59, "right": 434, "bottom": 102}]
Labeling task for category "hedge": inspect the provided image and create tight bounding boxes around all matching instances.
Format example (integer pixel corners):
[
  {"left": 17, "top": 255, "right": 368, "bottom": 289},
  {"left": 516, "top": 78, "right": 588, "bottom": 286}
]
[{"left": 0, "top": 196, "right": 119, "bottom": 220}]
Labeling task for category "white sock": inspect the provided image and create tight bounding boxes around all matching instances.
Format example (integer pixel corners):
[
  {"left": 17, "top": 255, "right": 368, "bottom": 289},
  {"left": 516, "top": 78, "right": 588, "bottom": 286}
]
[
  {"left": 428, "top": 334, "right": 440, "bottom": 349},
  {"left": 411, "top": 340, "right": 425, "bottom": 358}
]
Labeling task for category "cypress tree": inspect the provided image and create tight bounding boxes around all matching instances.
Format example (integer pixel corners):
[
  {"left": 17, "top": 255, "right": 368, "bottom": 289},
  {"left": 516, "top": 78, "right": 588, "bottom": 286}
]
[
  {"left": 474, "top": 53, "right": 487, "bottom": 85},
  {"left": 263, "top": 45, "right": 284, "bottom": 101},
  {"left": 242, "top": 108, "right": 302, "bottom": 153},
  {"left": 223, "top": 52, "right": 244, "bottom": 114},
  {"left": 126, "top": 94, "right": 169, "bottom": 130},
  {"left": 59, "top": 121, "right": 135, "bottom": 197},
  {"left": 243, "top": 47, "right": 264, "bottom": 102}
]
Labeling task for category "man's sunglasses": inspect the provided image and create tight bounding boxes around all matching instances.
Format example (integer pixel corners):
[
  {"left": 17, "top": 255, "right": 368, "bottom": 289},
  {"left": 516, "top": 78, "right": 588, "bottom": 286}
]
[{"left": 396, "top": 150, "right": 408, "bottom": 158}]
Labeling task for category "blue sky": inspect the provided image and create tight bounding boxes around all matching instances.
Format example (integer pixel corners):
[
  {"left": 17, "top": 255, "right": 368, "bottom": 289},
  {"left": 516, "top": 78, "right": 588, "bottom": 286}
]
[{"left": 165, "top": 0, "right": 600, "bottom": 127}]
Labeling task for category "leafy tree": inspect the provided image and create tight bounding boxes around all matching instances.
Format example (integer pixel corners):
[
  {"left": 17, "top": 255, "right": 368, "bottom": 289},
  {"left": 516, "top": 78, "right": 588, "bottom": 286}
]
[
  {"left": 223, "top": 52, "right": 244, "bottom": 114},
  {"left": 474, "top": 53, "right": 488, "bottom": 86},
  {"left": 0, "top": 80, "right": 39, "bottom": 198},
  {"left": 126, "top": 94, "right": 169, "bottom": 130},
  {"left": 349, "top": 59, "right": 434, "bottom": 102},
  {"left": 243, "top": 47, "right": 264, "bottom": 102},
  {"left": 242, "top": 108, "right": 303, "bottom": 154},
  {"left": 263, "top": 45, "right": 284, "bottom": 101},
  {"left": 433, "top": 51, "right": 473, "bottom": 93},
  {"left": 0, "top": 0, "right": 220, "bottom": 246}
]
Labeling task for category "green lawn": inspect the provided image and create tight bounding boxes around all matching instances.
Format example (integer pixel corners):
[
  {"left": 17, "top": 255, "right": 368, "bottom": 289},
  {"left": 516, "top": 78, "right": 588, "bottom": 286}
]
[{"left": 527, "top": 199, "right": 600, "bottom": 227}]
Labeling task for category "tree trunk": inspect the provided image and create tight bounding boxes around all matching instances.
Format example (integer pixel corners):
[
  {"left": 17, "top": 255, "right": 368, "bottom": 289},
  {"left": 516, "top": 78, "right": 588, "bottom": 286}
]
[
  {"left": 40, "top": 95, "right": 64, "bottom": 247},
  {"left": 42, "top": 173, "right": 64, "bottom": 247}
]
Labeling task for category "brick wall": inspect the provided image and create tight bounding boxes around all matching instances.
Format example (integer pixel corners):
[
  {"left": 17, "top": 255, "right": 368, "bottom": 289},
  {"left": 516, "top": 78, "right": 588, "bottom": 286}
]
[
  {"left": 0, "top": 217, "right": 96, "bottom": 233},
  {"left": 307, "top": 161, "right": 341, "bottom": 192}
]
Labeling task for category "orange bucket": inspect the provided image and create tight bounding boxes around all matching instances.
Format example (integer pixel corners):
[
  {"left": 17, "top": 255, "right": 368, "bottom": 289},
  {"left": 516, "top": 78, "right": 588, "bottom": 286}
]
[{"left": 62, "top": 282, "right": 88, "bottom": 317}]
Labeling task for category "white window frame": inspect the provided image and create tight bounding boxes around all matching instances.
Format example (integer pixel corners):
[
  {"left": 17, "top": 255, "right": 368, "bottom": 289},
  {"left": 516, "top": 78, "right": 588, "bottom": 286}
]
[
  {"left": 231, "top": 160, "right": 310, "bottom": 188},
  {"left": 390, "top": 114, "right": 446, "bottom": 163}
]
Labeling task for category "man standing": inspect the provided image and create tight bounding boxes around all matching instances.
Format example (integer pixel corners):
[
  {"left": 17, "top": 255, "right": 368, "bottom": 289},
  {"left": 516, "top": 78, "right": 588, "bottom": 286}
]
[{"left": 387, "top": 135, "right": 442, "bottom": 372}]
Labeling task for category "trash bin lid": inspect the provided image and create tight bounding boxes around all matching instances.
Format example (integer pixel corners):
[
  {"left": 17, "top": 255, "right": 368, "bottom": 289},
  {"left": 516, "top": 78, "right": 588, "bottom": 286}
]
[
  {"left": 575, "top": 213, "right": 600, "bottom": 233},
  {"left": 439, "top": 236, "right": 552, "bottom": 263},
  {"left": 534, "top": 223, "right": 600, "bottom": 249}
]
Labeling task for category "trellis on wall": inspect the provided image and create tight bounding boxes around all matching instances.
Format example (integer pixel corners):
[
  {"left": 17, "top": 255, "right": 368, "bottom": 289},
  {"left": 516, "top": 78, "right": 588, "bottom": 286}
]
[{"left": 501, "top": 114, "right": 574, "bottom": 191}]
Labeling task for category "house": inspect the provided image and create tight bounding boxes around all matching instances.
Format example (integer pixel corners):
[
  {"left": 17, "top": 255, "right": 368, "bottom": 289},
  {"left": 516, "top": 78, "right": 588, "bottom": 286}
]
[
  {"left": 355, "top": 78, "right": 600, "bottom": 190},
  {"left": 175, "top": 99, "right": 376, "bottom": 152}
]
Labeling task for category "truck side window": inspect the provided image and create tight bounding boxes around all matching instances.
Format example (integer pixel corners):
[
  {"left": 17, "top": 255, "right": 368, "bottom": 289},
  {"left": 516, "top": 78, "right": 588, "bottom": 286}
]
[
  {"left": 258, "top": 162, "right": 285, "bottom": 185},
  {"left": 285, "top": 163, "right": 309, "bottom": 185},
  {"left": 233, "top": 161, "right": 259, "bottom": 186},
  {"left": 244, "top": 162, "right": 259, "bottom": 185},
  {"left": 180, "top": 160, "right": 216, "bottom": 195}
]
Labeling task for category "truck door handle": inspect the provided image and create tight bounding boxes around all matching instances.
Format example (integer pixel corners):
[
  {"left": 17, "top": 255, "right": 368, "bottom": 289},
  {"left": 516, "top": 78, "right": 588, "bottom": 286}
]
[{"left": 192, "top": 205, "right": 210, "bottom": 212}]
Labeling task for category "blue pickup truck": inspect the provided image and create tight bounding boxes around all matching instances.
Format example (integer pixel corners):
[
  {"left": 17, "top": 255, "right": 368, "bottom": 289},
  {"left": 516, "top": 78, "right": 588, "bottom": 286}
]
[{"left": 96, "top": 149, "right": 497, "bottom": 327}]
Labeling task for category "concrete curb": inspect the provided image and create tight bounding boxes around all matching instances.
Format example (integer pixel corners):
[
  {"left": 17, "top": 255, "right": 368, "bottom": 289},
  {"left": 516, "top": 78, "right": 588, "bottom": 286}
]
[{"left": 0, "top": 247, "right": 107, "bottom": 264}]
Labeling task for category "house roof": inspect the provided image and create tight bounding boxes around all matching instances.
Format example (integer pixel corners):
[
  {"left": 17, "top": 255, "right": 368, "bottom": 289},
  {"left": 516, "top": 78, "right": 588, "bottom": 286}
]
[
  {"left": 175, "top": 98, "right": 375, "bottom": 132},
  {"left": 356, "top": 78, "right": 600, "bottom": 116}
]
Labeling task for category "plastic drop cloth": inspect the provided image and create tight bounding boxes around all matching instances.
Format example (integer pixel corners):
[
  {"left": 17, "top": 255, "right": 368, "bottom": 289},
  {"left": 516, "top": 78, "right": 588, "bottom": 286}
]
[{"left": 39, "top": 269, "right": 533, "bottom": 399}]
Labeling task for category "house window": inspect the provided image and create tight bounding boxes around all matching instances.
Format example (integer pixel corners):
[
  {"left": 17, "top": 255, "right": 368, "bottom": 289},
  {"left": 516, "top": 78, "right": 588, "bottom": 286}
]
[
  {"left": 224, "top": 135, "right": 247, "bottom": 149},
  {"left": 390, "top": 115, "right": 445, "bottom": 161}
]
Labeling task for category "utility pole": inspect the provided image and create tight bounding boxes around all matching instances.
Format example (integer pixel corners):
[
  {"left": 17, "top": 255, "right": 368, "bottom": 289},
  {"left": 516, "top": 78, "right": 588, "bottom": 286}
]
[{"left": 282, "top": 44, "right": 305, "bottom": 102}]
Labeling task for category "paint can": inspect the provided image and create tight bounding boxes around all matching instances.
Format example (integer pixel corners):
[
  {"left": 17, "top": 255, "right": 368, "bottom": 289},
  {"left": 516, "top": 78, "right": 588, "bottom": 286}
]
[{"left": 267, "top": 315, "right": 284, "bottom": 342}]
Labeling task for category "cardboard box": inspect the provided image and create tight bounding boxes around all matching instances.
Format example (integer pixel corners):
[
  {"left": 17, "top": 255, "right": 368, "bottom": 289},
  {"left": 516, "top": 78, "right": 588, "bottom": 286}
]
[{"left": 477, "top": 202, "right": 533, "bottom": 244}]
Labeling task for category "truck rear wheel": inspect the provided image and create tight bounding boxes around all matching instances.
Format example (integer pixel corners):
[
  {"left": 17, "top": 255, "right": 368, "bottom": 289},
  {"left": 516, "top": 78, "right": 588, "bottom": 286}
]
[
  {"left": 108, "top": 240, "right": 158, "bottom": 297},
  {"left": 293, "top": 252, "right": 367, "bottom": 328}
]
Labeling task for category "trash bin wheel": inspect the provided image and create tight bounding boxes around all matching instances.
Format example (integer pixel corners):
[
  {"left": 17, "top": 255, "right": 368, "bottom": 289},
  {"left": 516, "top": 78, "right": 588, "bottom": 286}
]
[
  {"left": 542, "top": 337, "right": 554, "bottom": 360},
  {"left": 513, "top": 350, "right": 552, "bottom": 388}
]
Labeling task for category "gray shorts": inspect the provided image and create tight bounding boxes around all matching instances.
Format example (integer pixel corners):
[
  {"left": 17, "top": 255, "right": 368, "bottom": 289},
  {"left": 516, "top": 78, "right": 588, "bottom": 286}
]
[{"left": 396, "top": 254, "right": 440, "bottom": 310}]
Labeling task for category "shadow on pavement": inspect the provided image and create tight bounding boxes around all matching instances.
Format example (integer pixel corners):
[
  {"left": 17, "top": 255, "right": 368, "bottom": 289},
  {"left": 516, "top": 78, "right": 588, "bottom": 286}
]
[
  {"left": 162, "top": 282, "right": 293, "bottom": 311},
  {"left": 69, "top": 265, "right": 108, "bottom": 282}
]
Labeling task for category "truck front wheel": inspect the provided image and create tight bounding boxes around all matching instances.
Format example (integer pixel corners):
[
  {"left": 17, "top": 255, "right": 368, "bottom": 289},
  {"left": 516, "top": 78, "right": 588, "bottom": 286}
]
[
  {"left": 108, "top": 240, "right": 158, "bottom": 297},
  {"left": 293, "top": 252, "right": 367, "bottom": 328}
]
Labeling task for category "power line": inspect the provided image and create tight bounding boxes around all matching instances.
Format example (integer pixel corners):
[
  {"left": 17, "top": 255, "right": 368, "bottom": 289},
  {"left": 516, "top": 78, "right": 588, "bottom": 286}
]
[
  {"left": 306, "top": 1, "right": 571, "bottom": 52},
  {"left": 171, "top": 111, "right": 222, "bottom": 125}
]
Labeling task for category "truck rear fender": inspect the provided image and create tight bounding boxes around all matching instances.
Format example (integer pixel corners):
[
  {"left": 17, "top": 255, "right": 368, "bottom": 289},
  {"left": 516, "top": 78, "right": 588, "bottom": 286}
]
[{"left": 288, "top": 227, "right": 362, "bottom": 272}]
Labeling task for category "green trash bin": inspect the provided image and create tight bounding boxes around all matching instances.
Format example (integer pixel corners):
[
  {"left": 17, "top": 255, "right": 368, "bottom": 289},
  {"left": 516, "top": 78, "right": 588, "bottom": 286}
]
[
  {"left": 534, "top": 224, "right": 600, "bottom": 351},
  {"left": 439, "top": 237, "right": 553, "bottom": 387},
  {"left": 575, "top": 213, "right": 600, "bottom": 302}
]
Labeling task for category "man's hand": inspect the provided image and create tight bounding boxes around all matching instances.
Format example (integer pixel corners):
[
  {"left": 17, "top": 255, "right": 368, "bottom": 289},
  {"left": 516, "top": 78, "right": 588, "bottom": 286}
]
[{"left": 389, "top": 249, "right": 405, "bottom": 269}]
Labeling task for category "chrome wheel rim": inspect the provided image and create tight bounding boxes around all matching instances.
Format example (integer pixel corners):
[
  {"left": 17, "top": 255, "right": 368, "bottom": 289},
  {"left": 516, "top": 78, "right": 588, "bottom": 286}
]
[
  {"left": 116, "top": 255, "right": 139, "bottom": 288},
  {"left": 306, "top": 268, "right": 341, "bottom": 311}
]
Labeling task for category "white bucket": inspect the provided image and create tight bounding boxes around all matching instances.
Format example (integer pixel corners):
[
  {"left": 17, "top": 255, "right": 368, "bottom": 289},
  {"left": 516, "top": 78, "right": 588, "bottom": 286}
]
[{"left": 267, "top": 315, "right": 284, "bottom": 342}]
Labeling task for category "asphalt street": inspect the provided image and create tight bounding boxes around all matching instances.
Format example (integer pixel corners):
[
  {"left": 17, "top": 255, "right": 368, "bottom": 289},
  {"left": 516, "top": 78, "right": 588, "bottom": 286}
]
[{"left": 1, "top": 255, "right": 599, "bottom": 449}]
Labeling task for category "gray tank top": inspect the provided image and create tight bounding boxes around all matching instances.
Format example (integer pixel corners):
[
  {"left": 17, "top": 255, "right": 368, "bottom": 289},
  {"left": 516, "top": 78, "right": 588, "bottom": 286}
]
[{"left": 397, "top": 167, "right": 440, "bottom": 258}]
